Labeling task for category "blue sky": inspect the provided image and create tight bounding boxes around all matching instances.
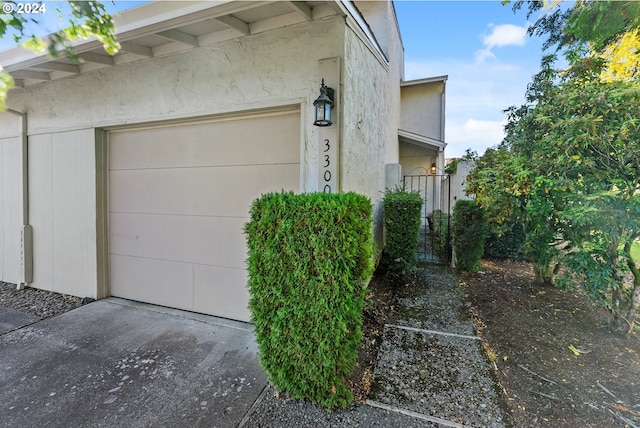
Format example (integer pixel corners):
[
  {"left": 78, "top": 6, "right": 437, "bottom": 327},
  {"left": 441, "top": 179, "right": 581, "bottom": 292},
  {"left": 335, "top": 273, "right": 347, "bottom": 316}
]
[{"left": 395, "top": 1, "right": 550, "bottom": 158}]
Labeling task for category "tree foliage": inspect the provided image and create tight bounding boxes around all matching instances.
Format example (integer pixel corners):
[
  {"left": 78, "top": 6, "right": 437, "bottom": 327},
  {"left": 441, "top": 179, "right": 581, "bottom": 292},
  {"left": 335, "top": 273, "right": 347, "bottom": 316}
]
[
  {"left": 470, "top": 0, "right": 640, "bottom": 333},
  {"left": 0, "top": 1, "right": 119, "bottom": 109}
]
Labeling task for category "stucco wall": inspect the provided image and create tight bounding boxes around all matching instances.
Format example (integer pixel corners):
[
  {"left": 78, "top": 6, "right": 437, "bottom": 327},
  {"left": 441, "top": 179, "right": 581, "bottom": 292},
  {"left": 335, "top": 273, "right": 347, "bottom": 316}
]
[
  {"left": 5, "top": 16, "right": 344, "bottom": 139},
  {"left": 449, "top": 160, "right": 475, "bottom": 204},
  {"left": 0, "top": 16, "right": 348, "bottom": 297},
  {"left": 342, "top": 2, "right": 404, "bottom": 254},
  {"left": 401, "top": 81, "right": 445, "bottom": 141},
  {"left": 399, "top": 141, "right": 438, "bottom": 176}
]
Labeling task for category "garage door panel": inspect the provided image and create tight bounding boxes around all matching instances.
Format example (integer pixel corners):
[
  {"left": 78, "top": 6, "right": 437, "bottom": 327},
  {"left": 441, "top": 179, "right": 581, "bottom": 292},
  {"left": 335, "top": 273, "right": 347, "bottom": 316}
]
[
  {"left": 110, "top": 254, "right": 194, "bottom": 311},
  {"left": 110, "top": 112, "right": 300, "bottom": 170},
  {"left": 109, "top": 109, "right": 300, "bottom": 321},
  {"left": 110, "top": 163, "right": 299, "bottom": 217},
  {"left": 194, "top": 265, "right": 250, "bottom": 322},
  {"left": 111, "top": 213, "right": 247, "bottom": 269}
]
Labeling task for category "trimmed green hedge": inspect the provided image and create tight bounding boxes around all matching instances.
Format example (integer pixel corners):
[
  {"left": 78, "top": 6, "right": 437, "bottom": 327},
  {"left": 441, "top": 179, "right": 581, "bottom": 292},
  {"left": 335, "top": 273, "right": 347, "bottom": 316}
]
[
  {"left": 382, "top": 188, "right": 423, "bottom": 275},
  {"left": 452, "top": 200, "right": 487, "bottom": 272},
  {"left": 244, "top": 191, "right": 373, "bottom": 409}
]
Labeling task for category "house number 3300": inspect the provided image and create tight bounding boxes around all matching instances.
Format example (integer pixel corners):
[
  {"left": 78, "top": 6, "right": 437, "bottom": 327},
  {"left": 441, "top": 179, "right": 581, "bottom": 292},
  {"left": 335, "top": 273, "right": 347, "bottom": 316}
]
[{"left": 323, "top": 138, "right": 332, "bottom": 193}]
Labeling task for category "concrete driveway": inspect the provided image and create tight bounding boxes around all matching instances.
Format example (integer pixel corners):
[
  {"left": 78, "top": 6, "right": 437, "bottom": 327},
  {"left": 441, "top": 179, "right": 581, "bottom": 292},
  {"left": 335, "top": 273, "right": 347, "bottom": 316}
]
[{"left": 0, "top": 298, "right": 267, "bottom": 428}]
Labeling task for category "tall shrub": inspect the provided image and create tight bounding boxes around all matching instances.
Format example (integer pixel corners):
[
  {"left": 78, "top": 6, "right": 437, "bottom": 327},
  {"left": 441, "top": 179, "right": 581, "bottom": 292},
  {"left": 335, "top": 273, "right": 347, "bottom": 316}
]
[
  {"left": 382, "top": 188, "right": 423, "bottom": 274},
  {"left": 452, "top": 200, "right": 487, "bottom": 272},
  {"left": 244, "top": 191, "right": 373, "bottom": 409},
  {"left": 431, "top": 209, "right": 452, "bottom": 262}
]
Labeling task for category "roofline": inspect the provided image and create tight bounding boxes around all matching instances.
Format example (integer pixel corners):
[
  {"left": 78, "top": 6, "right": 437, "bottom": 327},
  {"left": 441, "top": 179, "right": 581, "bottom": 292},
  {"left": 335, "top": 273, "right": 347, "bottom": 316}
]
[
  {"left": 401, "top": 75, "right": 448, "bottom": 86},
  {"left": 390, "top": 1, "right": 405, "bottom": 55},
  {"left": 2, "top": 1, "right": 369, "bottom": 71},
  {"left": 339, "top": 0, "right": 388, "bottom": 63},
  {"left": 398, "top": 129, "right": 447, "bottom": 150},
  {"left": 0, "top": 1, "right": 265, "bottom": 70},
  {"left": 1, "top": 0, "right": 391, "bottom": 85}
]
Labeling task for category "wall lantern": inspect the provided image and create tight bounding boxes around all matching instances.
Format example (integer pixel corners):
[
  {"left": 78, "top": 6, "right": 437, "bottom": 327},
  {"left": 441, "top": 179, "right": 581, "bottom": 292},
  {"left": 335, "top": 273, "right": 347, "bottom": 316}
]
[
  {"left": 313, "top": 78, "right": 334, "bottom": 127},
  {"left": 430, "top": 163, "right": 437, "bottom": 175}
]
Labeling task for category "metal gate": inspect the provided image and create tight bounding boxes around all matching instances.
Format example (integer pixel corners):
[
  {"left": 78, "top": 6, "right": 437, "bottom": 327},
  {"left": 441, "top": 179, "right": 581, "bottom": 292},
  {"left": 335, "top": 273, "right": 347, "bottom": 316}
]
[{"left": 402, "top": 173, "right": 452, "bottom": 263}]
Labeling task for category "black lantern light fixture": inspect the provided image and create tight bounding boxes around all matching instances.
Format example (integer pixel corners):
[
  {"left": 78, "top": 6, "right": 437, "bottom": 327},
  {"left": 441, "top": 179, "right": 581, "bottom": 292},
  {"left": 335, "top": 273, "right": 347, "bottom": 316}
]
[
  {"left": 430, "top": 162, "right": 437, "bottom": 175},
  {"left": 313, "top": 79, "right": 334, "bottom": 127}
]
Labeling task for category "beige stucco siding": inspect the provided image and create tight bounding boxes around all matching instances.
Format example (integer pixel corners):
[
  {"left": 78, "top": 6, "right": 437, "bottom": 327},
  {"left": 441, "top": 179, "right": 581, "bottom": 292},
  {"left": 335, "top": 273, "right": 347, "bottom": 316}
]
[
  {"left": 7, "top": 16, "right": 341, "bottom": 131},
  {"left": 1, "top": 16, "right": 347, "bottom": 298},
  {"left": 399, "top": 142, "right": 438, "bottom": 176},
  {"left": 341, "top": 8, "right": 403, "bottom": 253},
  {"left": 0, "top": 3, "right": 416, "bottom": 300},
  {"left": 401, "top": 81, "right": 446, "bottom": 142}
]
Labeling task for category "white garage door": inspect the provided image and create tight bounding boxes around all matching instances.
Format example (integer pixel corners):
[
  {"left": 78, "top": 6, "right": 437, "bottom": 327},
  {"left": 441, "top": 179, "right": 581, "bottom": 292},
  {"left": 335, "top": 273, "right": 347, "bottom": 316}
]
[{"left": 109, "top": 109, "right": 300, "bottom": 322}]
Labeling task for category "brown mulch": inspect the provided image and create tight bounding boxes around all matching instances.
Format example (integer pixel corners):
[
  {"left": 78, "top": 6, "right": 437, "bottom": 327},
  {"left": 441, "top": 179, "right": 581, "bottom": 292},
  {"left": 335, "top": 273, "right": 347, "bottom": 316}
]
[{"left": 460, "top": 258, "right": 640, "bottom": 427}]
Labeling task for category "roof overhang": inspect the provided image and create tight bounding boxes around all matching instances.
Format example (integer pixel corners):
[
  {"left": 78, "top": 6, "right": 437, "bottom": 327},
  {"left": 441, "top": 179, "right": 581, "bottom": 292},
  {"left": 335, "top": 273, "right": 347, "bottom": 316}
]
[
  {"left": 401, "top": 75, "right": 448, "bottom": 87},
  {"left": 399, "top": 129, "right": 446, "bottom": 152},
  {"left": 2, "top": 1, "right": 380, "bottom": 88}
]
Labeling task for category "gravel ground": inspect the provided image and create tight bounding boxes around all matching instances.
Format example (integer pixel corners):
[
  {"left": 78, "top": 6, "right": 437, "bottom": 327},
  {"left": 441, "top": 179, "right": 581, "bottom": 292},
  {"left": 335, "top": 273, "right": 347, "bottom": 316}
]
[
  {"left": 240, "top": 384, "right": 439, "bottom": 428},
  {"left": 0, "top": 281, "right": 86, "bottom": 320},
  {"left": 242, "top": 264, "right": 506, "bottom": 427},
  {"left": 370, "top": 326, "right": 503, "bottom": 427}
]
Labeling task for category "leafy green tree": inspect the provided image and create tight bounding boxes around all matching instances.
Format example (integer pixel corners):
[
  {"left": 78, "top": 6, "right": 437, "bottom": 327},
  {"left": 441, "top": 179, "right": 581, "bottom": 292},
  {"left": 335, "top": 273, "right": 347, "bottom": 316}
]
[
  {"left": 533, "top": 76, "right": 640, "bottom": 331},
  {"left": 469, "top": 0, "right": 640, "bottom": 332},
  {"left": 1, "top": 1, "right": 119, "bottom": 109}
]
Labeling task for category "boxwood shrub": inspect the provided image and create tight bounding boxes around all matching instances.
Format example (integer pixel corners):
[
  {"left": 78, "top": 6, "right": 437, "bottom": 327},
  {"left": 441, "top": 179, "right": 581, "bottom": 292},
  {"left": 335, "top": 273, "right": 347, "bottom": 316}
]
[
  {"left": 452, "top": 200, "right": 487, "bottom": 272},
  {"left": 244, "top": 191, "right": 373, "bottom": 409},
  {"left": 382, "top": 188, "right": 423, "bottom": 274}
]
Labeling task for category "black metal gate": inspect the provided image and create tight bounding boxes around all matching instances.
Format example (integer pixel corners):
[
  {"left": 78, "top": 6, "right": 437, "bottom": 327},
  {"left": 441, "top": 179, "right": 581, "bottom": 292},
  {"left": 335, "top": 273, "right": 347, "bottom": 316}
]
[{"left": 402, "top": 174, "right": 452, "bottom": 263}]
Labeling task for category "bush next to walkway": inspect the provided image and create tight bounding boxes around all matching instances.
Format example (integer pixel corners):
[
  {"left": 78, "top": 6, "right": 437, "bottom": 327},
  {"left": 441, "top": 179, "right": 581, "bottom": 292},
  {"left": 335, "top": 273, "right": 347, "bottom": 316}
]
[
  {"left": 382, "top": 188, "right": 423, "bottom": 275},
  {"left": 452, "top": 200, "right": 487, "bottom": 272},
  {"left": 431, "top": 209, "right": 452, "bottom": 262},
  {"left": 244, "top": 191, "right": 373, "bottom": 409}
]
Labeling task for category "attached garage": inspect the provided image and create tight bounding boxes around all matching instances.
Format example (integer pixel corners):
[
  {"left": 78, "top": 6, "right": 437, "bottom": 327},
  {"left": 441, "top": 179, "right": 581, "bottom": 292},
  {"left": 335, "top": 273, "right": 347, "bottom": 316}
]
[
  {"left": 1, "top": 1, "right": 424, "bottom": 321},
  {"left": 108, "top": 109, "right": 301, "bottom": 322}
]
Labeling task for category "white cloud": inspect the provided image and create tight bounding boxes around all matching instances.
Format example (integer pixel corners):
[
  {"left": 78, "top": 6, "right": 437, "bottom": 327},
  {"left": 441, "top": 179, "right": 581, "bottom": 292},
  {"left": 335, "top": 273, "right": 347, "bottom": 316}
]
[
  {"left": 474, "top": 49, "right": 495, "bottom": 63},
  {"left": 483, "top": 24, "right": 527, "bottom": 48},
  {"left": 475, "top": 23, "right": 528, "bottom": 63}
]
